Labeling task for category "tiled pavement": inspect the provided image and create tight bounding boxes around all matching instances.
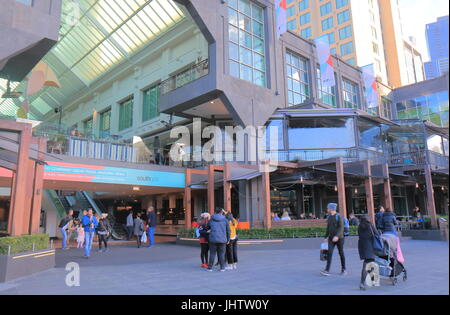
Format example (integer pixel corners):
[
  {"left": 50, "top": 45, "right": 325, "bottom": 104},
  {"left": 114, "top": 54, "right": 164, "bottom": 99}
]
[{"left": 0, "top": 240, "right": 448, "bottom": 295}]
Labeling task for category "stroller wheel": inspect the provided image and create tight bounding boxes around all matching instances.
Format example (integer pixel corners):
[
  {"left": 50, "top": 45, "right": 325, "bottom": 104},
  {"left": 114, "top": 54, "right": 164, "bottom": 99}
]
[{"left": 392, "top": 277, "right": 398, "bottom": 286}]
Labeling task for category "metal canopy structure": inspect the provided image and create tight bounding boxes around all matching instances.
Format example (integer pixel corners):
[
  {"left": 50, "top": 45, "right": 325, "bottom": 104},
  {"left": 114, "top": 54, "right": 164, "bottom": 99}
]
[{"left": 0, "top": 0, "right": 185, "bottom": 119}]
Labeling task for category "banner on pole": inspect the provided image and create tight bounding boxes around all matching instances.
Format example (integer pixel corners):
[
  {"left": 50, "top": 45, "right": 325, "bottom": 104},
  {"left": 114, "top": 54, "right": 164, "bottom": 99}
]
[
  {"left": 276, "top": 0, "right": 287, "bottom": 39},
  {"left": 314, "top": 35, "right": 336, "bottom": 88},
  {"left": 361, "top": 64, "right": 379, "bottom": 110}
]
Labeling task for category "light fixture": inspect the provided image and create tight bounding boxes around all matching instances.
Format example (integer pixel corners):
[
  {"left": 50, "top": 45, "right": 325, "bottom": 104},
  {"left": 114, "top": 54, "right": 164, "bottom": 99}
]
[
  {"left": 133, "top": 187, "right": 140, "bottom": 191},
  {"left": 334, "top": 185, "right": 338, "bottom": 192},
  {"left": 442, "top": 186, "right": 445, "bottom": 191},
  {"left": 416, "top": 183, "right": 420, "bottom": 189},
  {"left": 355, "top": 188, "right": 358, "bottom": 194},
  {"left": 300, "top": 176, "right": 304, "bottom": 183}
]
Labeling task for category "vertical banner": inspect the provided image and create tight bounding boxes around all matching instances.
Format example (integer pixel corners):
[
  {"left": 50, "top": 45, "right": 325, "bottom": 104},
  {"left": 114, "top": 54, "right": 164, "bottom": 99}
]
[
  {"left": 314, "top": 35, "right": 336, "bottom": 88},
  {"left": 361, "top": 64, "right": 379, "bottom": 110},
  {"left": 276, "top": 0, "right": 287, "bottom": 39}
]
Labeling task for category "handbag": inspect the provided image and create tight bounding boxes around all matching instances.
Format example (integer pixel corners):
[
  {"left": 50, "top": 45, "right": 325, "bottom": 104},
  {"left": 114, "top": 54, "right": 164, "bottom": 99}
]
[
  {"left": 320, "top": 242, "right": 328, "bottom": 261},
  {"left": 370, "top": 223, "right": 384, "bottom": 251},
  {"left": 141, "top": 232, "right": 147, "bottom": 243}
]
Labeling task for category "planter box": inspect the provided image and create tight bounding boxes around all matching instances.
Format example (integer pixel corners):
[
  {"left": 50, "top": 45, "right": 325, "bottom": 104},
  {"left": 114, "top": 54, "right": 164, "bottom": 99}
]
[
  {"left": 400, "top": 230, "right": 447, "bottom": 241},
  {"left": 0, "top": 248, "right": 55, "bottom": 283}
]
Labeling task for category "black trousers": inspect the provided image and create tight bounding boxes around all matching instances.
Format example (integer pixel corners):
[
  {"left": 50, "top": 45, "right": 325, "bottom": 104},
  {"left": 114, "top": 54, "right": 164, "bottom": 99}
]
[
  {"left": 98, "top": 234, "right": 108, "bottom": 249},
  {"left": 325, "top": 238, "right": 346, "bottom": 272},
  {"left": 136, "top": 235, "right": 142, "bottom": 248},
  {"left": 361, "top": 259, "right": 375, "bottom": 284},
  {"left": 200, "top": 243, "right": 209, "bottom": 264},
  {"left": 226, "top": 239, "right": 238, "bottom": 264},
  {"left": 208, "top": 243, "right": 226, "bottom": 269}
]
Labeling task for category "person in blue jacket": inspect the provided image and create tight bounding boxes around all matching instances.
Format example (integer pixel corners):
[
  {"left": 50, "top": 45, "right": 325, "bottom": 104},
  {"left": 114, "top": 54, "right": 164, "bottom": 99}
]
[{"left": 82, "top": 208, "right": 98, "bottom": 258}]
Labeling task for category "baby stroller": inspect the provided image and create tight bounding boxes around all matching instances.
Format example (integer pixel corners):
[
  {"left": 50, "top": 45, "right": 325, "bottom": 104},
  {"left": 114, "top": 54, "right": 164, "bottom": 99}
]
[{"left": 374, "top": 233, "right": 407, "bottom": 286}]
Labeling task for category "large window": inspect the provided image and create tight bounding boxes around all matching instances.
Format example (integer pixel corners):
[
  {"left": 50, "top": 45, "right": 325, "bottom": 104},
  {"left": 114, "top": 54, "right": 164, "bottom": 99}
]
[
  {"left": 119, "top": 97, "right": 134, "bottom": 131},
  {"left": 83, "top": 117, "right": 93, "bottom": 137},
  {"left": 357, "top": 118, "right": 383, "bottom": 152},
  {"left": 342, "top": 78, "right": 361, "bottom": 109},
  {"left": 143, "top": 85, "right": 160, "bottom": 122},
  {"left": 286, "top": 51, "right": 310, "bottom": 107},
  {"left": 228, "top": 0, "right": 266, "bottom": 87},
  {"left": 320, "top": 2, "right": 332, "bottom": 16},
  {"left": 337, "top": 9, "right": 350, "bottom": 24},
  {"left": 340, "top": 41, "right": 354, "bottom": 56},
  {"left": 322, "top": 17, "right": 334, "bottom": 31},
  {"left": 316, "top": 67, "right": 336, "bottom": 107},
  {"left": 288, "top": 117, "right": 356, "bottom": 149},
  {"left": 396, "top": 91, "right": 449, "bottom": 127},
  {"left": 99, "top": 109, "right": 111, "bottom": 138}
]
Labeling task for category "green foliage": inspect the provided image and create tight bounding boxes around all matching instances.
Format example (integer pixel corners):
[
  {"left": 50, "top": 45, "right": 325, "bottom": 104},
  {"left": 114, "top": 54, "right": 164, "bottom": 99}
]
[
  {"left": 178, "top": 227, "right": 358, "bottom": 240},
  {"left": 0, "top": 234, "right": 50, "bottom": 255}
]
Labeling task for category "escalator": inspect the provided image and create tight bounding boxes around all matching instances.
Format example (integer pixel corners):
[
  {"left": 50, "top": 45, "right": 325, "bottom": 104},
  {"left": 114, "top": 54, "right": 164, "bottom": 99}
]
[{"left": 45, "top": 190, "right": 127, "bottom": 240}]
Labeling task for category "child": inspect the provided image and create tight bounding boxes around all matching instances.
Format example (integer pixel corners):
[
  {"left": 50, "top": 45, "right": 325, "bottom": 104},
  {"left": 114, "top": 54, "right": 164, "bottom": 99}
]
[{"left": 77, "top": 222, "right": 85, "bottom": 249}]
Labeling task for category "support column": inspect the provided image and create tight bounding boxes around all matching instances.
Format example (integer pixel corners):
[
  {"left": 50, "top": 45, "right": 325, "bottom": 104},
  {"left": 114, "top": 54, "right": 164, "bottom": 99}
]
[
  {"left": 184, "top": 169, "right": 192, "bottom": 229},
  {"left": 8, "top": 124, "right": 32, "bottom": 236},
  {"left": 208, "top": 164, "right": 215, "bottom": 215},
  {"left": 261, "top": 161, "right": 272, "bottom": 230},
  {"left": 22, "top": 159, "right": 35, "bottom": 234},
  {"left": 424, "top": 165, "right": 438, "bottom": 229},
  {"left": 223, "top": 163, "right": 232, "bottom": 214},
  {"left": 336, "top": 158, "right": 347, "bottom": 218},
  {"left": 382, "top": 163, "right": 393, "bottom": 211},
  {"left": 364, "top": 160, "right": 375, "bottom": 224}
]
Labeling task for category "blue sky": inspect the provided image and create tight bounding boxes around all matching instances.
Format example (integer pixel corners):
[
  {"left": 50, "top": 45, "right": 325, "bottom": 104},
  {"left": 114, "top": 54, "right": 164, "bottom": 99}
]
[{"left": 398, "top": 0, "right": 449, "bottom": 60}]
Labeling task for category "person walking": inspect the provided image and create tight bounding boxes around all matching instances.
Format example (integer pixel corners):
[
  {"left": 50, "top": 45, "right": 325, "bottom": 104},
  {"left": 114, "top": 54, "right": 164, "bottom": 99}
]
[
  {"left": 379, "top": 208, "right": 399, "bottom": 236},
  {"left": 375, "top": 206, "right": 385, "bottom": 231},
  {"left": 207, "top": 208, "right": 230, "bottom": 272},
  {"left": 59, "top": 209, "right": 74, "bottom": 250},
  {"left": 358, "top": 215, "right": 380, "bottom": 291},
  {"left": 146, "top": 206, "right": 157, "bottom": 248},
  {"left": 321, "top": 203, "right": 347, "bottom": 276},
  {"left": 198, "top": 212, "right": 211, "bottom": 268},
  {"left": 82, "top": 209, "right": 98, "bottom": 258},
  {"left": 126, "top": 211, "right": 134, "bottom": 240},
  {"left": 225, "top": 213, "right": 239, "bottom": 270},
  {"left": 134, "top": 213, "right": 145, "bottom": 248},
  {"left": 97, "top": 214, "right": 111, "bottom": 252},
  {"left": 349, "top": 213, "right": 360, "bottom": 226}
]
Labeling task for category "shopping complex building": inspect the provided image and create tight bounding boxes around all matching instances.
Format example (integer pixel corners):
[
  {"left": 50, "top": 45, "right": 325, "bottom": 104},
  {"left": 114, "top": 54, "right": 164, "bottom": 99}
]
[{"left": 0, "top": 0, "right": 448, "bottom": 238}]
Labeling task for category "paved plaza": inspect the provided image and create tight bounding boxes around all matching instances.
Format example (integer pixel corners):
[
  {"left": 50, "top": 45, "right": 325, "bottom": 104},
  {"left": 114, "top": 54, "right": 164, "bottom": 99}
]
[{"left": 0, "top": 240, "right": 448, "bottom": 295}]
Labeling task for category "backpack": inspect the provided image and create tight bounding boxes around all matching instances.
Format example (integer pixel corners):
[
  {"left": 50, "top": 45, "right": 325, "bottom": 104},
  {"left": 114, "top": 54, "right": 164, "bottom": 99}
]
[{"left": 336, "top": 214, "right": 350, "bottom": 236}]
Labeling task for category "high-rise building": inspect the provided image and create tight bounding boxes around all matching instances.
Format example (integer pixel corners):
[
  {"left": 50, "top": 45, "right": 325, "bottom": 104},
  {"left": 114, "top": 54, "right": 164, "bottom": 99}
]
[
  {"left": 424, "top": 16, "right": 449, "bottom": 79},
  {"left": 286, "top": 0, "right": 424, "bottom": 87}
]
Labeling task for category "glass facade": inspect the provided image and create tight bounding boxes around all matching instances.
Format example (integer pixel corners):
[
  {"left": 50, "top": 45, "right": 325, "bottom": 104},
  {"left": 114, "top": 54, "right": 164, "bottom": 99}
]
[
  {"left": 119, "top": 97, "right": 133, "bottom": 131},
  {"left": 287, "top": 117, "right": 356, "bottom": 149},
  {"left": 316, "top": 67, "right": 336, "bottom": 107},
  {"left": 396, "top": 91, "right": 449, "bottom": 127},
  {"left": 143, "top": 85, "right": 160, "bottom": 122},
  {"left": 357, "top": 118, "right": 383, "bottom": 152},
  {"left": 286, "top": 51, "right": 310, "bottom": 107},
  {"left": 228, "top": 0, "right": 266, "bottom": 87}
]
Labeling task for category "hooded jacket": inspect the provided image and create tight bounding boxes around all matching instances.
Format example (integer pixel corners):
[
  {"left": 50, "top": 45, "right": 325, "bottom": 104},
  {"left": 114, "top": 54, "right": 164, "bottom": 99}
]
[
  {"left": 207, "top": 214, "right": 230, "bottom": 244},
  {"left": 380, "top": 212, "right": 398, "bottom": 232}
]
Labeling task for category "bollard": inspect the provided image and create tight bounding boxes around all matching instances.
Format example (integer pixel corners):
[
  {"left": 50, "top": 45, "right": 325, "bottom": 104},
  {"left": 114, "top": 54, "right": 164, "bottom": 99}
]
[
  {"left": 8, "top": 245, "right": 11, "bottom": 256},
  {"left": 50, "top": 239, "right": 54, "bottom": 249}
]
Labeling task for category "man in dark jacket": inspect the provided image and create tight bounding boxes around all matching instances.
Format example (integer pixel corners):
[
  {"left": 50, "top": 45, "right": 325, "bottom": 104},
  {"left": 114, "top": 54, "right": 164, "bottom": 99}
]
[
  {"left": 375, "top": 206, "right": 385, "bottom": 230},
  {"left": 321, "top": 203, "right": 347, "bottom": 276},
  {"left": 207, "top": 208, "right": 230, "bottom": 272},
  {"left": 147, "top": 206, "right": 157, "bottom": 248},
  {"left": 379, "top": 208, "right": 398, "bottom": 235}
]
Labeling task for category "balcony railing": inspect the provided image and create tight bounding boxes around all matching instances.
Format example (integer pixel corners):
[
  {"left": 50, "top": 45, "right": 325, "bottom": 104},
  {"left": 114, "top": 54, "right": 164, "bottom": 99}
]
[
  {"left": 389, "top": 150, "right": 449, "bottom": 170},
  {"left": 160, "top": 59, "right": 209, "bottom": 95},
  {"left": 266, "top": 148, "right": 387, "bottom": 165}
]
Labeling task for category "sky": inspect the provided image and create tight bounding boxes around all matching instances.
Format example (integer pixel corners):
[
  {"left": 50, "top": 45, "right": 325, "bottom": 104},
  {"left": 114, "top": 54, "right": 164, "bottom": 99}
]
[{"left": 398, "top": 0, "right": 449, "bottom": 61}]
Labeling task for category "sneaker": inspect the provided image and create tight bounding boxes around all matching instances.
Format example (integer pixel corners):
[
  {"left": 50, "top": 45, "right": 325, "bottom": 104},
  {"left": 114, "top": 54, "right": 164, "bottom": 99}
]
[
  {"left": 225, "top": 266, "right": 233, "bottom": 270},
  {"left": 220, "top": 269, "right": 226, "bottom": 272},
  {"left": 320, "top": 270, "right": 331, "bottom": 276},
  {"left": 233, "top": 264, "right": 237, "bottom": 270},
  {"left": 103, "top": 248, "right": 108, "bottom": 253},
  {"left": 206, "top": 268, "right": 213, "bottom": 272},
  {"left": 359, "top": 283, "right": 367, "bottom": 291},
  {"left": 341, "top": 270, "right": 348, "bottom": 276}
]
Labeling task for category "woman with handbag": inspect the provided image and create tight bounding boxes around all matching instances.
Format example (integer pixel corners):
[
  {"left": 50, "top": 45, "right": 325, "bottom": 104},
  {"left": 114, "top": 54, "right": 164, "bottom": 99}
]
[
  {"left": 97, "top": 213, "right": 111, "bottom": 252},
  {"left": 358, "top": 215, "right": 381, "bottom": 291}
]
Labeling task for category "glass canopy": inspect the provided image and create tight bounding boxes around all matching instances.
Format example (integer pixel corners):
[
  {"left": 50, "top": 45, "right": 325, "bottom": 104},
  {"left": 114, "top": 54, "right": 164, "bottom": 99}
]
[{"left": 0, "top": 0, "right": 185, "bottom": 120}]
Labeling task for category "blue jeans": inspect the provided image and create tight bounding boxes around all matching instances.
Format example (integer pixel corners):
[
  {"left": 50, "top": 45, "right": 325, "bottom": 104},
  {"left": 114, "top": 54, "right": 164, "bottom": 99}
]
[
  {"left": 84, "top": 231, "right": 94, "bottom": 257},
  {"left": 148, "top": 227, "right": 155, "bottom": 247},
  {"left": 60, "top": 228, "right": 67, "bottom": 249}
]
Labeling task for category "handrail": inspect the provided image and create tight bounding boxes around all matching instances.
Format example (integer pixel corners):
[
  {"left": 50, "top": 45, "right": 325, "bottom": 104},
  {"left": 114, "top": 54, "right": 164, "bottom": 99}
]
[
  {"left": 160, "top": 59, "right": 209, "bottom": 95},
  {"left": 46, "top": 190, "right": 67, "bottom": 219}
]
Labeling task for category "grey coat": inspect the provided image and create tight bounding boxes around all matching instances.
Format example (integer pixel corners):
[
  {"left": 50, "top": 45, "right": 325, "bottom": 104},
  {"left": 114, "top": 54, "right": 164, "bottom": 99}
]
[
  {"left": 207, "top": 214, "right": 230, "bottom": 244},
  {"left": 133, "top": 218, "right": 144, "bottom": 236}
]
